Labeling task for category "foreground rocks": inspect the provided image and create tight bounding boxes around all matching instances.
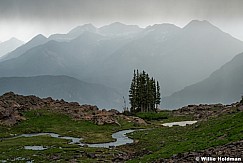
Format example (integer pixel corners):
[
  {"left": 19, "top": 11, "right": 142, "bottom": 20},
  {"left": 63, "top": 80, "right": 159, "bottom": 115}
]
[
  {"left": 0, "top": 92, "right": 146, "bottom": 126},
  {"left": 155, "top": 140, "right": 243, "bottom": 163}
]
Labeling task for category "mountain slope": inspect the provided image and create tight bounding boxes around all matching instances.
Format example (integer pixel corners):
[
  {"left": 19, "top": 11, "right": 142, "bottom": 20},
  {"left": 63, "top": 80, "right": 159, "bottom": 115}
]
[
  {"left": 0, "top": 38, "right": 24, "bottom": 58},
  {"left": 162, "top": 52, "right": 243, "bottom": 109},
  {"left": 0, "top": 75, "right": 122, "bottom": 109}
]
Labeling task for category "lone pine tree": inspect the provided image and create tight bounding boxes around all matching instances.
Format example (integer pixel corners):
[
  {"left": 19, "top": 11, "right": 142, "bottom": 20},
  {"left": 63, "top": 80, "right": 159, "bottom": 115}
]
[{"left": 129, "top": 69, "right": 161, "bottom": 113}]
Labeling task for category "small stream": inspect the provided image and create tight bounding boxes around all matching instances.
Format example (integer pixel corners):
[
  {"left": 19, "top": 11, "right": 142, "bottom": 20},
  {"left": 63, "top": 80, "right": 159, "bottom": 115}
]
[
  {"left": 10, "top": 129, "right": 136, "bottom": 150},
  {"left": 6, "top": 120, "right": 197, "bottom": 151}
]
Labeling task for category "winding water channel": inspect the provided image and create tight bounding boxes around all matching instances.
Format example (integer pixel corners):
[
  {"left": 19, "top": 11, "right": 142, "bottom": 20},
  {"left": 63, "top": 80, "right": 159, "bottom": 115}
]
[
  {"left": 11, "top": 129, "right": 136, "bottom": 150},
  {"left": 7, "top": 121, "right": 197, "bottom": 150}
]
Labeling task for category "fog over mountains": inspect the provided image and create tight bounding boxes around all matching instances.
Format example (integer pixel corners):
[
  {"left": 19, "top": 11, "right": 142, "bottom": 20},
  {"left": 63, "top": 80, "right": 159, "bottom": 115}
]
[
  {"left": 91, "top": 20, "right": 243, "bottom": 97},
  {"left": 0, "top": 75, "right": 122, "bottom": 109},
  {"left": 1, "top": 20, "right": 243, "bottom": 110},
  {"left": 163, "top": 52, "right": 243, "bottom": 108}
]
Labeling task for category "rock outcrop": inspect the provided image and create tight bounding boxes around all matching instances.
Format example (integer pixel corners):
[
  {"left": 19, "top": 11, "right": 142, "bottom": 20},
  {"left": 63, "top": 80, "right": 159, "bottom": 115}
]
[
  {"left": 0, "top": 92, "right": 147, "bottom": 126},
  {"left": 172, "top": 101, "right": 243, "bottom": 120}
]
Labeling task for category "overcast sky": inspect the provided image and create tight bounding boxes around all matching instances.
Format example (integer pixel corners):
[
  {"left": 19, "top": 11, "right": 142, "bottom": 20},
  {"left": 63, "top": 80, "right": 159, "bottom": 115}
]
[{"left": 1, "top": 0, "right": 243, "bottom": 42}]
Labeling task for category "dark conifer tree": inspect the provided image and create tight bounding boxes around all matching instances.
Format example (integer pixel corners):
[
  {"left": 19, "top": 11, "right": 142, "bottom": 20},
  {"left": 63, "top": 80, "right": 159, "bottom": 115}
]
[
  {"left": 129, "top": 70, "right": 136, "bottom": 113},
  {"left": 156, "top": 81, "right": 161, "bottom": 110},
  {"left": 129, "top": 69, "right": 161, "bottom": 113}
]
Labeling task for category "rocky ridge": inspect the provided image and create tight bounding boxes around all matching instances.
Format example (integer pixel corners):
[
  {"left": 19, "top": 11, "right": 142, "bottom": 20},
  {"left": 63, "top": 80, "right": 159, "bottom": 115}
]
[
  {"left": 172, "top": 99, "right": 243, "bottom": 120},
  {"left": 0, "top": 92, "right": 146, "bottom": 126}
]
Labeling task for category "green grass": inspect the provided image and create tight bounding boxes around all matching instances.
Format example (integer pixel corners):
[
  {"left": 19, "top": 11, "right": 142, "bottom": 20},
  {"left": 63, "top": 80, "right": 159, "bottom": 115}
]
[
  {"left": 0, "top": 107, "right": 242, "bottom": 162},
  {"left": 126, "top": 111, "right": 243, "bottom": 162},
  {"left": 0, "top": 109, "right": 140, "bottom": 162},
  {"left": 0, "top": 109, "right": 136, "bottom": 143},
  {"left": 0, "top": 135, "right": 117, "bottom": 162}
]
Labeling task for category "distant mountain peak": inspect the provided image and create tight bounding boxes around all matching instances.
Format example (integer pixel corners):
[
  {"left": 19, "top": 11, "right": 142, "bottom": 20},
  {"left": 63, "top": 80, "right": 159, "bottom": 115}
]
[
  {"left": 0, "top": 34, "right": 48, "bottom": 61},
  {"left": 9, "top": 37, "right": 23, "bottom": 42},
  {"left": 99, "top": 22, "right": 142, "bottom": 36},
  {"left": 68, "top": 24, "right": 97, "bottom": 34},
  {"left": 32, "top": 34, "right": 47, "bottom": 41},
  {"left": 142, "top": 23, "right": 181, "bottom": 40},
  {"left": 111, "top": 22, "right": 124, "bottom": 25},
  {"left": 2, "top": 37, "right": 24, "bottom": 44},
  {"left": 189, "top": 19, "right": 210, "bottom": 24},
  {"left": 107, "top": 22, "right": 127, "bottom": 26},
  {"left": 0, "top": 37, "right": 25, "bottom": 58},
  {"left": 183, "top": 20, "right": 219, "bottom": 30},
  {"left": 145, "top": 23, "right": 181, "bottom": 31},
  {"left": 26, "top": 34, "right": 48, "bottom": 46},
  {"left": 82, "top": 23, "right": 96, "bottom": 29},
  {"left": 102, "top": 22, "right": 140, "bottom": 28}
]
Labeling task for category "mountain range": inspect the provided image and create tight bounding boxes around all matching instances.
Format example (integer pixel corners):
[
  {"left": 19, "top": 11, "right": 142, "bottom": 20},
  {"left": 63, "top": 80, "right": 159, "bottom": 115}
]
[
  {"left": 1, "top": 20, "right": 243, "bottom": 109},
  {"left": 88, "top": 20, "right": 243, "bottom": 96},
  {"left": 48, "top": 22, "right": 142, "bottom": 42}
]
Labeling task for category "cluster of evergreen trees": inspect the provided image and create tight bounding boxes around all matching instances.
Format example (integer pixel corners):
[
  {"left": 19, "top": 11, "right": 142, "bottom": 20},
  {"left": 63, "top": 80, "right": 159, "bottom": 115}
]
[{"left": 129, "top": 70, "right": 161, "bottom": 113}]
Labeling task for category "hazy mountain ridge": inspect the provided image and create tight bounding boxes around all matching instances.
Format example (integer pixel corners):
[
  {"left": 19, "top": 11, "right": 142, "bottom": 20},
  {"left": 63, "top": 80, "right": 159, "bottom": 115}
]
[
  {"left": 48, "top": 22, "right": 142, "bottom": 42},
  {"left": 0, "top": 38, "right": 24, "bottom": 58},
  {"left": 1, "top": 20, "right": 243, "bottom": 109},
  {"left": 0, "top": 31, "right": 133, "bottom": 79},
  {"left": 49, "top": 24, "right": 98, "bottom": 42},
  {"left": 0, "top": 75, "right": 122, "bottom": 109},
  {"left": 0, "top": 22, "right": 140, "bottom": 63},
  {"left": 162, "top": 52, "right": 243, "bottom": 109},
  {"left": 0, "top": 34, "right": 48, "bottom": 62},
  {"left": 98, "top": 22, "right": 142, "bottom": 37}
]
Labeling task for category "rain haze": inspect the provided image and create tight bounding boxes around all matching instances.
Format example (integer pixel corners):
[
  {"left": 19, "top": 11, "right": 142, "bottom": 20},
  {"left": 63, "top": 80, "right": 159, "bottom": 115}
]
[
  {"left": 0, "top": 0, "right": 243, "bottom": 42},
  {"left": 1, "top": 0, "right": 243, "bottom": 109}
]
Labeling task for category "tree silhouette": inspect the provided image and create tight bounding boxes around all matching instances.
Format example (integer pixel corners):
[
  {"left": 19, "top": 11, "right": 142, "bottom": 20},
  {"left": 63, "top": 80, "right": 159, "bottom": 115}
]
[{"left": 129, "top": 69, "right": 161, "bottom": 113}]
